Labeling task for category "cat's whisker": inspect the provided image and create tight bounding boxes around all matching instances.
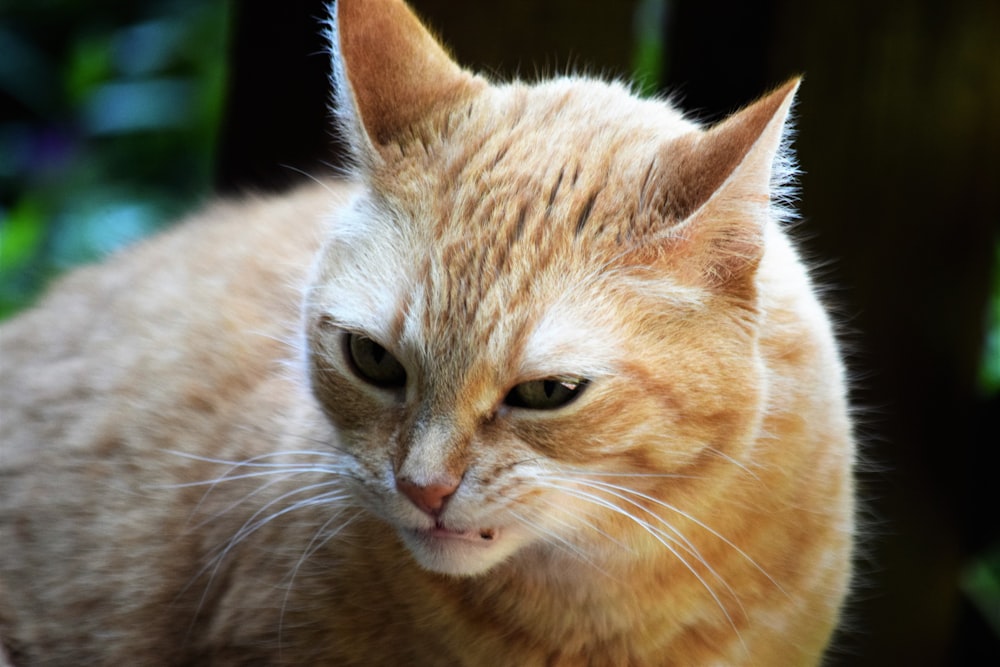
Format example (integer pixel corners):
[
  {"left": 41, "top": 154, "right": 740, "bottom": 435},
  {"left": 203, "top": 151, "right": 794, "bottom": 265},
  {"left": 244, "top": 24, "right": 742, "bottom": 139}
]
[
  {"left": 533, "top": 495, "right": 632, "bottom": 553},
  {"left": 279, "top": 508, "right": 363, "bottom": 648},
  {"left": 544, "top": 476, "right": 750, "bottom": 621},
  {"left": 298, "top": 509, "right": 362, "bottom": 566},
  {"left": 185, "top": 471, "right": 313, "bottom": 531},
  {"left": 278, "top": 163, "right": 344, "bottom": 195},
  {"left": 184, "top": 467, "right": 348, "bottom": 578},
  {"left": 506, "top": 509, "right": 615, "bottom": 579},
  {"left": 248, "top": 328, "right": 298, "bottom": 346},
  {"left": 166, "top": 448, "right": 345, "bottom": 469},
  {"left": 537, "top": 480, "right": 744, "bottom": 645},
  {"left": 548, "top": 468, "right": 701, "bottom": 480},
  {"left": 182, "top": 483, "right": 352, "bottom": 646},
  {"left": 158, "top": 466, "right": 341, "bottom": 489},
  {"left": 191, "top": 485, "right": 352, "bottom": 621},
  {"left": 222, "top": 484, "right": 351, "bottom": 554},
  {"left": 700, "top": 446, "right": 762, "bottom": 481},
  {"left": 559, "top": 476, "right": 787, "bottom": 598},
  {"left": 162, "top": 449, "right": 349, "bottom": 529},
  {"left": 545, "top": 475, "right": 710, "bottom": 556},
  {"left": 538, "top": 479, "right": 713, "bottom": 576}
]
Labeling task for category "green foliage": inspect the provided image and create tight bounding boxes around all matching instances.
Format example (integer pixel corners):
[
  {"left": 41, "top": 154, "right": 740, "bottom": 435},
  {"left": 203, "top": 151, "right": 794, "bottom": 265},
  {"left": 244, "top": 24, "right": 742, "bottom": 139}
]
[
  {"left": 631, "top": 0, "right": 667, "bottom": 97},
  {"left": 980, "top": 240, "right": 1000, "bottom": 395},
  {"left": 0, "top": 0, "right": 228, "bottom": 319},
  {"left": 962, "top": 543, "right": 1000, "bottom": 639}
]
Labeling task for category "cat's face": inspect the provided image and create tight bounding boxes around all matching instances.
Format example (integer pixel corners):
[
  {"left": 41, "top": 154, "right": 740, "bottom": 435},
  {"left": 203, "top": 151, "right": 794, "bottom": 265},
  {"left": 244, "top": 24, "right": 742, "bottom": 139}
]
[
  {"left": 303, "top": 1, "right": 793, "bottom": 577},
  {"left": 304, "top": 84, "right": 772, "bottom": 577}
]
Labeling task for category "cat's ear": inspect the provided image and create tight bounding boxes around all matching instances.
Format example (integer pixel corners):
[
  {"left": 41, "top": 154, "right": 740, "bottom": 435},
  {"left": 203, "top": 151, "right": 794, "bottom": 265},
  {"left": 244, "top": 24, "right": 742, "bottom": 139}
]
[
  {"left": 328, "top": 0, "right": 483, "bottom": 163},
  {"left": 654, "top": 78, "right": 800, "bottom": 295}
]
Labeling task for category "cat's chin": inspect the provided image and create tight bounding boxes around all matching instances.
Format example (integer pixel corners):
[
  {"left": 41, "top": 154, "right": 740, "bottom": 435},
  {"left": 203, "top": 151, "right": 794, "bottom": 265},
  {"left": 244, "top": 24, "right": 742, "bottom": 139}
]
[{"left": 398, "top": 524, "right": 516, "bottom": 577}]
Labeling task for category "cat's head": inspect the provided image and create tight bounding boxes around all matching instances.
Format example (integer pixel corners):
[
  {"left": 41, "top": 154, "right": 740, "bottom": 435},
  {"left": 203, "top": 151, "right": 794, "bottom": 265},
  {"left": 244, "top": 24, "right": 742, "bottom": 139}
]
[{"left": 304, "top": 0, "right": 798, "bottom": 577}]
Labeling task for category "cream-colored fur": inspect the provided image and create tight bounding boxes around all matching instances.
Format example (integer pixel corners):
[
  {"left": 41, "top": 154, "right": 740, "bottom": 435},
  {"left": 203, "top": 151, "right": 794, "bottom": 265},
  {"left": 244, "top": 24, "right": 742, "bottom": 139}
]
[{"left": 0, "top": 0, "right": 854, "bottom": 664}]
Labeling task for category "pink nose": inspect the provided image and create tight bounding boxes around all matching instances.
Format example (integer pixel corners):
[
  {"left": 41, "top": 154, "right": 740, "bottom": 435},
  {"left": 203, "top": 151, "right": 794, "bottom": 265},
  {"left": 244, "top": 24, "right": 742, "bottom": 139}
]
[{"left": 396, "top": 477, "right": 459, "bottom": 516}]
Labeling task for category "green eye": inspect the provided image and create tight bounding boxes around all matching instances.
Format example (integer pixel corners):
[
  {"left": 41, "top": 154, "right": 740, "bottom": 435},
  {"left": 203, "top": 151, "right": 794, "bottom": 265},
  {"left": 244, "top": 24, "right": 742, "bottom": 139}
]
[
  {"left": 345, "top": 334, "right": 407, "bottom": 388},
  {"left": 504, "top": 377, "right": 589, "bottom": 410}
]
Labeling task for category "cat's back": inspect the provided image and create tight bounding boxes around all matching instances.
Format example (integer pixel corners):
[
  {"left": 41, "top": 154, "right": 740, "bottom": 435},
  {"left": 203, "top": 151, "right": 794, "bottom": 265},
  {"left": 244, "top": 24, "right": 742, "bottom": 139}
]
[
  {"left": 0, "top": 181, "right": 355, "bottom": 663},
  {"left": 0, "top": 181, "right": 351, "bottom": 468},
  {"left": 0, "top": 180, "right": 350, "bottom": 539}
]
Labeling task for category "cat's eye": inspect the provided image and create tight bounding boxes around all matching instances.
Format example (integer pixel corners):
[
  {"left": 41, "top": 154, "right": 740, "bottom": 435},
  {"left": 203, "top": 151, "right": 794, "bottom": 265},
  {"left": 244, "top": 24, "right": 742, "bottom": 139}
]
[
  {"left": 504, "top": 377, "right": 589, "bottom": 410},
  {"left": 344, "top": 334, "right": 407, "bottom": 389}
]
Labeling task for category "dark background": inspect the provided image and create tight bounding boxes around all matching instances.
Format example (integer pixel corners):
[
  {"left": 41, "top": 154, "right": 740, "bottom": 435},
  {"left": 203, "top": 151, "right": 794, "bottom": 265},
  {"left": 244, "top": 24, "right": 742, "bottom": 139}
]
[{"left": 3, "top": 0, "right": 998, "bottom": 664}]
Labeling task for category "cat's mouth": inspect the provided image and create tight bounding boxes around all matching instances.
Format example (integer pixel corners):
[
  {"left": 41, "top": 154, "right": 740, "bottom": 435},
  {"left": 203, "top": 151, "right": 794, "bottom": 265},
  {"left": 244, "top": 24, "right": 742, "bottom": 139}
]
[
  {"left": 410, "top": 521, "right": 499, "bottom": 545},
  {"left": 420, "top": 523, "right": 497, "bottom": 543},
  {"left": 397, "top": 520, "right": 511, "bottom": 575}
]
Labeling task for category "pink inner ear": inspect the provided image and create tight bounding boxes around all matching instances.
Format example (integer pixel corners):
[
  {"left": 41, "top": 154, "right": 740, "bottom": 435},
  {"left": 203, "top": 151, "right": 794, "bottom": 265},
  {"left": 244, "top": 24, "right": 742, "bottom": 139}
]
[
  {"left": 655, "top": 78, "right": 800, "bottom": 222},
  {"left": 611, "top": 80, "right": 799, "bottom": 294},
  {"left": 335, "top": 0, "right": 483, "bottom": 147}
]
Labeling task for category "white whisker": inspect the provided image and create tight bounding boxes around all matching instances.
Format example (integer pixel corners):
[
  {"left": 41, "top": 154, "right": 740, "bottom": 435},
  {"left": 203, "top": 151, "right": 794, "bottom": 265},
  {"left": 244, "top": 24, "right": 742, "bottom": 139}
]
[
  {"left": 507, "top": 509, "right": 614, "bottom": 579},
  {"left": 544, "top": 476, "right": 749, "bottom": 618},
  {"left": 537, "top": 478, "right": 744, "bottom": 646},
  {"left": 223, "top": 483, "right": 349, "bottom": 553},
  {"left": 159, "top": 449, "right": 348, "bottom": 532},
  {"left": 547, "top": 469, "right": 701, "bottom": 480},
  {"left": 166, "top": 449, "right": 344, "bottom": 469},
  {"left": 565, "top": 476, "right": 786, "bottom": 598},
  {"left": 700, "top": 447, "right": 761, "bottom": 481},
  {"left": 186, "top": 485, "right": 349, "bottom": 633},
  {"left": 185, "top": 472, "right": 302, "bottom": 532},
  {"left": 168, "top": 450, "right": 351, "bottom": 646},
  {"left": 534, "top": 495, "right": 632, "bottom": 552},
  {"left": 161, "top": 466, "right": 340, "bottom": 490},
  {"left": 279, "top": 508, "right": 362, "bottom": 648}
]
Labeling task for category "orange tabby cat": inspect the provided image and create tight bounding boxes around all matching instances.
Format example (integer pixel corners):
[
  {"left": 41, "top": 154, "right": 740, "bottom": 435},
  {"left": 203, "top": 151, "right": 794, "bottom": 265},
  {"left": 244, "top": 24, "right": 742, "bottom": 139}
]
[{"left": 0, "top": 0, "right": 855, "bottom": 664}]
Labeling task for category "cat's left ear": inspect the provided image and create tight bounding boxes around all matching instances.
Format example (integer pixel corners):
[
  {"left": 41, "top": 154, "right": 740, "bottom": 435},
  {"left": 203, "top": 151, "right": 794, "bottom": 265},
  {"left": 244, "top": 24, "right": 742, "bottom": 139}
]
[
  {"left": 654, "top": 78, "right": 800, "bottom": 296},
  {"left": 328, "top": 0, "right": 485, "bottom": 165}
]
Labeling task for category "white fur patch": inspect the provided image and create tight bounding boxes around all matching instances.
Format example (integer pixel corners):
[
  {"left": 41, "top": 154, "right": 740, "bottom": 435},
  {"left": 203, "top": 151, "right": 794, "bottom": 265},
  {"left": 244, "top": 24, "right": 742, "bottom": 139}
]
[
  {"left": 306, "top": 192, "right": 414, "bottom": 343},
  {"left": 520, "top": 292, "right": 622, "bottom": 379}
]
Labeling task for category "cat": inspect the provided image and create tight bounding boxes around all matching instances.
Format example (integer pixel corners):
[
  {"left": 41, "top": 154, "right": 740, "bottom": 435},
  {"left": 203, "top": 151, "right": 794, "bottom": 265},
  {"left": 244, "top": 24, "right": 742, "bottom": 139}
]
[{"left": 0, "top": 0, "right": 856, "bottom": 664}]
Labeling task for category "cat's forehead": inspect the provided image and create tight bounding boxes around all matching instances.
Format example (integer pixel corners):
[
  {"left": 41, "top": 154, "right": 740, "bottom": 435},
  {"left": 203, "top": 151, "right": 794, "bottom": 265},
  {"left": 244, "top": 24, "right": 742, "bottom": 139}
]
[
  {"left": 443, "top": 79, "right": 697, "bottom": 208},
  {"left": 489, "top": 78, "right": 695, "bottom": 147},
  {"left": 391, "top": 90, "right": 686, "bottom": 314},
  {"left": 399, "top": 253, "right": 628, "bottom": 384},
  {"left": 376, "top": 78, "right": 703, "bottom": 251},
  {"left": 316, "top": 79, "right": 710, "bottom": 381}
]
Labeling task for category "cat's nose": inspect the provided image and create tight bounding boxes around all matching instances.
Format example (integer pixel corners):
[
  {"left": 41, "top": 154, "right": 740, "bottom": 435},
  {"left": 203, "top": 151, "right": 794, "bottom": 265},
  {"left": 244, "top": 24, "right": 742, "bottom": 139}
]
[{"left": 396, "top": 477, "right": 459, "bottom": 516}]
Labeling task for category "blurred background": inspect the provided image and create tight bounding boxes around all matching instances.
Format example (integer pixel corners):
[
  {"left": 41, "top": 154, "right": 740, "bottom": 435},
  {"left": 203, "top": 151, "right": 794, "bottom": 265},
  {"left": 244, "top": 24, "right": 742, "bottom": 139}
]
[{"left": 1, "top": 0, "right": 997, "bottom": 663}]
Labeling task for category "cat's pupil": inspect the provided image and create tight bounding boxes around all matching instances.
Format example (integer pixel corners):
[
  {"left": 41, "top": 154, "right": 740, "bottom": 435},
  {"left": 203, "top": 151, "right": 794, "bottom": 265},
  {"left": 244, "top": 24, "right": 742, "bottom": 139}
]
[{"left": 346, "top": 334, "right": 406, "bottom": 389}]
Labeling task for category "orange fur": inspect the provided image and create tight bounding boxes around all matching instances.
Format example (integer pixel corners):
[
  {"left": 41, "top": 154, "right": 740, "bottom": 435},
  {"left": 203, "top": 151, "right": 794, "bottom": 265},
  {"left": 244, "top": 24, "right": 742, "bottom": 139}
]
[{"left": 0, "top": 0, "right": 854, "bottom": 664}]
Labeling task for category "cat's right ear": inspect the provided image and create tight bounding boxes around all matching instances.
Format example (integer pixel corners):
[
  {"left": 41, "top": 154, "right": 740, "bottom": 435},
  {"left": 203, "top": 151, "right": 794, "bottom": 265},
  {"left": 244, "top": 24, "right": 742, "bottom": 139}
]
[
  {"left": 636, "top": 79, "right": 800, "bottom": 299},
  {"left": 327, "top": 0, "right": 484, "bottom": 167}
]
